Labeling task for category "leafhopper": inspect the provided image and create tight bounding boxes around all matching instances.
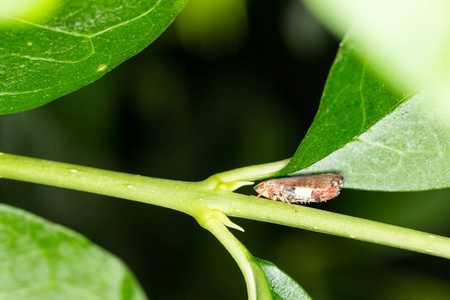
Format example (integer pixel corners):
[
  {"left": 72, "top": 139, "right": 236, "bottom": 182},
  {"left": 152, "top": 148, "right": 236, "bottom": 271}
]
[{"left": 253, "top": 173, "right": 344, "bottom": 210}]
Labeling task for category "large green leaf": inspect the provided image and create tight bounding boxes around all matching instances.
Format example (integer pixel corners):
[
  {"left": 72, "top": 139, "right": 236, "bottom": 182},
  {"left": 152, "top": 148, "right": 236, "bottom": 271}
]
[
  {"left": 0, "top": 204, "right": 146, "bottom": 299},
  {"left": 277, "top": 36, "right": 450, "bottom": 191},
  {"left": 0, "top": 0, "right": 187, "bottom": 115},
  {"left": 293, "top": 93, "right": 450, "bottom": 190}
]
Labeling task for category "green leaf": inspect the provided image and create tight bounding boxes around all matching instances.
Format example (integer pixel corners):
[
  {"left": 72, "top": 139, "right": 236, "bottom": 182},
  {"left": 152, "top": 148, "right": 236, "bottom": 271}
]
[
  {"left": 277, "top": 36, "right": 407, "bottom": 173},
  {"left": 277, "top": 36, "right": 450, "bottom": 191},
  {"left": 0, "top": 204, "right": 146, "bottom": 300},
  {"left": 0, "top": 0, "right": 187, "bottom": 115},
  {"left": 250, "top": 257, "right": 312, "bottom": 300},
  {"left": 294, "top": 93, "right": 450, "bottom": 190},
  {"left": 303, "top": 0, "right": 450, "bottom": 120}
]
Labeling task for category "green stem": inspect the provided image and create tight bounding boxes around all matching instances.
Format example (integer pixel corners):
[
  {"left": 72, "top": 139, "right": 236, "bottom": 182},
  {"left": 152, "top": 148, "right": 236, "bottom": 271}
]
[
  {"left": 195, "top": 209, "right": 271, "bottom": 300},
  {"left": 0, "top": 152, "right": 204, "bottom": 215},
  {"left": 0, "top": 152, "right": 449, "bottom": 260}
]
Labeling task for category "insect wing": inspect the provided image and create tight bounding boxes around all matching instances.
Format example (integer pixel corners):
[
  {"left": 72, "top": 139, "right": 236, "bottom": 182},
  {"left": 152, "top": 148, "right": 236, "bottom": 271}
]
[{"left": 253, "top": 173, "right": 344, "bottom": 204}]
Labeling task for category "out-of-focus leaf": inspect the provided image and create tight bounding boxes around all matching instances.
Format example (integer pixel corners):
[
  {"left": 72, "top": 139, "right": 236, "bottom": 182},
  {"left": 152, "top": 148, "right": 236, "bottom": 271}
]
[
  {"left": 303, "top": 0, "right": 450, "bottom": 119},
  {"left": 176, "top": 0, "right": 247, "bottom": 59},
  {"left": 0, "top": 0, "right": 57, "bottom": 19},
  {"left": 0, "top": 0, "right": 187, "bottom": 115},
  {"left": 251, "top": 257, "right": 312, "bottom": 300},
  {"left": 277, "top": 36, "right": 450, "bottom": 191},
  {"left": 0, "top": 204, "right": 146, "bottom": 299}
]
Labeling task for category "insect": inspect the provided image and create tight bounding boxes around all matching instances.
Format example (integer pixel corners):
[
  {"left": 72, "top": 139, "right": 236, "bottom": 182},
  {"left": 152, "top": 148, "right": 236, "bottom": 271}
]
[{"left": 253, "top": 173, "right": 344, "bottom": 210}]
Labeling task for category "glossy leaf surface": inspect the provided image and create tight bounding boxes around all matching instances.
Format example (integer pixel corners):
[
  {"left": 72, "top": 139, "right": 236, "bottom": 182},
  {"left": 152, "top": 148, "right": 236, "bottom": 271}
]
[
  {"left": 0, "top": 0, "right": 187, "bottom": 115},
  {"left": 277, "top": 36, "right": 450, "bottom": 191},
  {"left": 0, "top": 204, "right": 146, "bottom": 299},
  {"left": 294, "top": 93, "right": 450, "bottom": 190}
]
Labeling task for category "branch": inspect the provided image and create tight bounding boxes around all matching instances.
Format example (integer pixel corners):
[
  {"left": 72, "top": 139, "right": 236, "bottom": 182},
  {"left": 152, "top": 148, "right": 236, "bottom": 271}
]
[{"left": 0, "top": 152, "right": 449, "bottom": 259}]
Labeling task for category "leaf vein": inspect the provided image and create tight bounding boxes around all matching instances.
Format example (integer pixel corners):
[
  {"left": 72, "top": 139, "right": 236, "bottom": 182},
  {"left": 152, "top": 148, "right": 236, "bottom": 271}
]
[
  {"left": 356, "top": 137, "right": 450, "bottom": 156},
  {"left": 359, "top": 61, "right": 367, "bottom": 132},
  {"left": 0, "top": 56, "right": 112, "bottom": 96},
  {"left": 2, "top": 53, "right": 94, "bottom": 64},
  {"left": 89, "top": 0, "right": 163, "bottom": 37},
  {"left": 0, "top": 15, "right": 89, "bottom": 38}
]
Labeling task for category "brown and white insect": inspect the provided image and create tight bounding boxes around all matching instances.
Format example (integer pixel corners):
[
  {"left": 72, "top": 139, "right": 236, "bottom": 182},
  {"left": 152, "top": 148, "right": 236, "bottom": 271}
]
[{"left": 253, "top": 173, "right": 344, "bottom": 210}]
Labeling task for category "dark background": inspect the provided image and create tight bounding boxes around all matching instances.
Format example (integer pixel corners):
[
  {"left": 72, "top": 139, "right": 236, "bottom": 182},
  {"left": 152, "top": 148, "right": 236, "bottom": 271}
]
[{"left": 1, "top": 0, "right": 449, "bottom": 299}]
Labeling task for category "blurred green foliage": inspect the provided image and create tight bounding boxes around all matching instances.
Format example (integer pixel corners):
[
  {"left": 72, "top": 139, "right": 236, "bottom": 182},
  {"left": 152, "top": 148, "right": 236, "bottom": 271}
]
[
  {"left": 0, "top": 0, "right": 57, "bottom": 20},
  {"left": 0, "top": 204, "right": 146, "bottom": 299},
  {"left": 176, "top": 0, "right": 247, "bottom": 59},
  {"left": 0, "top": 0, "right": 448, "bottom": 299},
  {"left": 304, "top": 0, "right": 450, "bottom": 120}
]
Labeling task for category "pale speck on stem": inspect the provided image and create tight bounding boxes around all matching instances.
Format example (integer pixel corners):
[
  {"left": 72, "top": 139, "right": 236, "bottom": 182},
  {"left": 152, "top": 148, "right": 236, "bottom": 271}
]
[
  {"left": 127, "top": 185, "right": 134, "bottom": 189},
  {"left": 27, "top": 42, "right": 32, "bottom": 46},
  {"left": 70, "top": 169, "right": 79, "bottom": 173}
]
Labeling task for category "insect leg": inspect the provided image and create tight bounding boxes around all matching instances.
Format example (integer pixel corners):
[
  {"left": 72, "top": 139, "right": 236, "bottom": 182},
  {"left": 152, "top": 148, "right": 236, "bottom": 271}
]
[
  {"left": 251, "top": 188, "right": 267, "bottom": 198},
  {"left": 282, "top": 197, "right": 298, "bottom": 212}
]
